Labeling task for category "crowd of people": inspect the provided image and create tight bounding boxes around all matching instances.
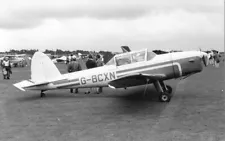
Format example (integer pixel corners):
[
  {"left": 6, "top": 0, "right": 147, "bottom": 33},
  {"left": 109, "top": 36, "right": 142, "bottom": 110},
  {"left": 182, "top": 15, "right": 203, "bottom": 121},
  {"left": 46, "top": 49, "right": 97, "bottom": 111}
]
[
  {"left": 207, "top": 51, "right": 221, "bottom": 67},
  {"left": 67, "top": 53, "right": 104, "bottom": 94},
  {"left": 66, "top": 54, "right": 77, "bottom": 64}
]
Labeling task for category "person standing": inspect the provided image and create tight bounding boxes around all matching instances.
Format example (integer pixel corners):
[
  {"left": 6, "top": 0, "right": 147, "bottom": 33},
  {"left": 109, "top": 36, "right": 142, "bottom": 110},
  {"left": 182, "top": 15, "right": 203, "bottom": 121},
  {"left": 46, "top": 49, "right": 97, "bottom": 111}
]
[
  {"left": 86, "top": 54, "right": 97, "bottom": 69},
  {"left": 96, "top": 54, "right": 104, "bottom": 94},
  {"left": 214, "top": 51, "right": 220, "bottom": 68},
  {"left": 68, "top": 54, "right": 72, "bottom": 63},
  {"left": 67, "top": 58, "right": 82, "bottom": 93},
  {"left": 85, "top": 54, "right": 97, "bottom": 94},
  {"left": 72, "top": 54, "right": 76, "bottom": 60},
  {"left": 209, "top": 51, "right": 214, "bottom": 65},
  {"left": 96, "top": 54, "right": 104, "bottom": 67},
  {"left": 1, "top": 57, "right": 12, "bottom": 79},
  {"left": 66, "top": 55, "right": 69, "bottom": 64}
]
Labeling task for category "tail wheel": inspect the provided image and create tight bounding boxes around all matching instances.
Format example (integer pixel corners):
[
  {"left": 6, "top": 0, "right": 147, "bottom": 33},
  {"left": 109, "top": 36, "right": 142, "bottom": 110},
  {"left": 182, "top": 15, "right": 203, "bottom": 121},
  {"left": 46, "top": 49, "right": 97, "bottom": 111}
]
[{"left": 159, "top": 92, "right": 171, "bottom": 102}]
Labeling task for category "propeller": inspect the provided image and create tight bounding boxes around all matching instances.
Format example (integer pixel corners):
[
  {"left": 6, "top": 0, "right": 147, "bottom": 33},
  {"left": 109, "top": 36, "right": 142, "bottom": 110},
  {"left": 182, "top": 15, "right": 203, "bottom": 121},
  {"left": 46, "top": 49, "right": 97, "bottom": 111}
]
[
  {"left": 202, "top": 53, "right": 209, "bottom": 67},
  {"left": 199, "top": 48, "right": 209, "bottom": 67}
]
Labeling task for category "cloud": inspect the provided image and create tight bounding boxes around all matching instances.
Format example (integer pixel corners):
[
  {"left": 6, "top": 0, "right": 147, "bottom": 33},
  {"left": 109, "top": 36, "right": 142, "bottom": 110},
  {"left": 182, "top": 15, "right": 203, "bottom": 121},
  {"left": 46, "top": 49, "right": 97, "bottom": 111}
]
[
  {"left": 0, "top": 16, "right": 42, "bottom": 29},
  {"left": 0, "top": 0, "right": 223, "bottom": 29},
  {"left": 0, "top": 0, "right": 223, "bottom": 52},
  {"left": 1, "top": 8, "right": 223, "bottom": 52}
]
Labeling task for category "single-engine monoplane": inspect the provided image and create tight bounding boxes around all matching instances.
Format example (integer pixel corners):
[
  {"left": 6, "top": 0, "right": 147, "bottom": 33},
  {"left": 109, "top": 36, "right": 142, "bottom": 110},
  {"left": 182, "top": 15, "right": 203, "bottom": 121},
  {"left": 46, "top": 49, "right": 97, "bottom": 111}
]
[{"left": 14, "top": 48, "right": 209, "bottom": 102}]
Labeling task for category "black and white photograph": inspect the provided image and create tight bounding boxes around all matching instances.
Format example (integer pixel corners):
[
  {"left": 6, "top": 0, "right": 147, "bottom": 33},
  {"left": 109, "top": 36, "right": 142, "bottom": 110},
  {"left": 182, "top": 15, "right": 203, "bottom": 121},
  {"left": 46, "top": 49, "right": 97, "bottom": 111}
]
[{"left": 0, "top": 0, "right": 224, "bottom": 140}]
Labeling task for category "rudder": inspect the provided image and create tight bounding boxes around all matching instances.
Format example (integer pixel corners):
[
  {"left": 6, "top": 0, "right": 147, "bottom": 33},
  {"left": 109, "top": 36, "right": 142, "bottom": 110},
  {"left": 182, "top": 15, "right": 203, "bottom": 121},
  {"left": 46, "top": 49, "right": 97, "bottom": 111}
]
[{"left": 31, "top": 52, "right": 61, "bottom": 83}]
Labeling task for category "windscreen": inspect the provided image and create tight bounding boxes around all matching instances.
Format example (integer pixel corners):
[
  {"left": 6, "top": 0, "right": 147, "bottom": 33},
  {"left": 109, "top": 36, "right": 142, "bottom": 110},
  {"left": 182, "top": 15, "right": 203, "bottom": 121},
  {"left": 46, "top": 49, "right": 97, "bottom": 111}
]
[
  {"left": 147, "top": 51, "right": 157, "bottom": 61},
  {"left": 105, "top": 57, "right": 115, "bottom": 65}
]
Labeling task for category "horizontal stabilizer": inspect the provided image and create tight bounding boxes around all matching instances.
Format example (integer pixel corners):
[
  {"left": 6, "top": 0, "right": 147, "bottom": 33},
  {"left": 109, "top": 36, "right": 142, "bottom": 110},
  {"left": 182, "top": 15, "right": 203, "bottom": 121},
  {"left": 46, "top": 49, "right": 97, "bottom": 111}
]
[
  {"left": 14, "top": 80, "right": 49, "bottom": 91},
  {"left": 23, "top": 81, "right": 50, "bottom": 88}
]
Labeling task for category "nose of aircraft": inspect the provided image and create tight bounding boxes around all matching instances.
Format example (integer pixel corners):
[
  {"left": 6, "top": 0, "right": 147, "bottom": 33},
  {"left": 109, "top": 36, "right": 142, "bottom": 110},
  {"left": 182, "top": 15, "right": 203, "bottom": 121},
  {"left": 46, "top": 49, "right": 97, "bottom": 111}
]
[{"left": 173, "top": 51, "right": 209, "bottom": 78}]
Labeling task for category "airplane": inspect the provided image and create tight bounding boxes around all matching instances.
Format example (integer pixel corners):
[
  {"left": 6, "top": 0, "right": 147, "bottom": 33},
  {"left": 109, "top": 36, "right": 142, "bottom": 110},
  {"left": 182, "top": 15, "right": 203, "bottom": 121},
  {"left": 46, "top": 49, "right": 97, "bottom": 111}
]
[
  {"left": 77, "top": 52, "right": 91, "bottom": 59},
  {"left": 52, "top": 55, "right": 67, "bottom": 63},
  {"left": 13, "top": 48, "right": 209, "bottom": 102}
]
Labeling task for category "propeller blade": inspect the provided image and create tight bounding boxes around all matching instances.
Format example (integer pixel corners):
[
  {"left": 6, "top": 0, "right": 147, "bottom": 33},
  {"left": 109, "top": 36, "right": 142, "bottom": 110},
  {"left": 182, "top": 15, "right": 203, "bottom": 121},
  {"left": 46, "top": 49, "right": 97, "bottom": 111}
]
[
  {"left": 202, "top": 56, "right": 207, "bottom": 67},
  {"left": 201, "top": 52, "right": 209, "bottom": 67}
]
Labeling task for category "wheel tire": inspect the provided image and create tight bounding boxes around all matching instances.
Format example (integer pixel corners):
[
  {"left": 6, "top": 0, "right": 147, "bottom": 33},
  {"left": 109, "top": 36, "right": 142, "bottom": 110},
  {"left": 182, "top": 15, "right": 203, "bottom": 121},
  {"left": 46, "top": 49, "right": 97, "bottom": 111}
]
[{"left": 159, "top": 92, "right": 171, "bottom": 102}]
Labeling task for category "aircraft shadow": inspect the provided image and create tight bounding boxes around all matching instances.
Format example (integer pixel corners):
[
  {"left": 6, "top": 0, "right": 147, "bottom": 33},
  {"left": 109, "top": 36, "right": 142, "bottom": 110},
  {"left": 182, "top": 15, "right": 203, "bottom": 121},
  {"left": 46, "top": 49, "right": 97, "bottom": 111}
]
[
  {"left": 13, "top": 83, "right": 180, "bottom": 117},
  {"left": 16, "top": 84, "right": 177, "bottom": 103}
]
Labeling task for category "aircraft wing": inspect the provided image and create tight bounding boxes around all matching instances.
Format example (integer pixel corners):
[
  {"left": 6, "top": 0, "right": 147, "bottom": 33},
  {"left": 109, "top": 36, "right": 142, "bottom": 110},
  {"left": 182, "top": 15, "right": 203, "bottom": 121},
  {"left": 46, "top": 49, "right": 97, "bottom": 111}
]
[{"left": 108, "top": 73, "right": 166, "bottom": 89}]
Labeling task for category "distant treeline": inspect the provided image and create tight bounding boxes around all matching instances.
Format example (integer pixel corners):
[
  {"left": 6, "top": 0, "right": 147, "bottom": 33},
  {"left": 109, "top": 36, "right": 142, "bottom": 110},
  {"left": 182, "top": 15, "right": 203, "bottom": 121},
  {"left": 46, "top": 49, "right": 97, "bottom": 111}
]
[
  {"left": 2, "top": 49, "right": 116, "bottom": 64},
  {"left": 1, "top": 49, "right": 182, "bottom": 64},
  {"left": 2, "top": 49, "right": 91, "bottom": 55},
  {"left": 2, "top": 49, "right": 182, "bottom": 55},
  {"left": 2, "top": 49, "right": 38, "bottom": 55}
]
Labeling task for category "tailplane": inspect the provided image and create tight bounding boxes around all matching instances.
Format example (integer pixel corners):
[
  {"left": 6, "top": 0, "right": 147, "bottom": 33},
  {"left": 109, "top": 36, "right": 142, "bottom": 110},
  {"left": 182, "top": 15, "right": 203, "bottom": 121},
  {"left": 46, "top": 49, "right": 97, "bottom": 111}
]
[
  {"left": 14, "top": 51, "right": 61, "bottom": 91},
  {"left": 31, "top": 51, "right": 61, "bottom": 83}
]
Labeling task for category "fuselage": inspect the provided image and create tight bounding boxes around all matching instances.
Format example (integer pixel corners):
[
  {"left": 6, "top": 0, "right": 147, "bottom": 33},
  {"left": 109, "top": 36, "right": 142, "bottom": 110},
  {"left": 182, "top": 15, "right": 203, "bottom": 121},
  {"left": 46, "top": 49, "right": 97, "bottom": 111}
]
[{"left": 29, "top": 50, "right": 204, "bottom": 91}]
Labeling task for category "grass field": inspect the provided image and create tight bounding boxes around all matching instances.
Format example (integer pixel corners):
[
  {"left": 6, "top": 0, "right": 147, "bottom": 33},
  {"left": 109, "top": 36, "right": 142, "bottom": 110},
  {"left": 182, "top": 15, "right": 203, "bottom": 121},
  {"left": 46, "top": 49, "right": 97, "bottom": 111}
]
[{"left": 0, "top": 61, "right": 224, "bottom": 141}]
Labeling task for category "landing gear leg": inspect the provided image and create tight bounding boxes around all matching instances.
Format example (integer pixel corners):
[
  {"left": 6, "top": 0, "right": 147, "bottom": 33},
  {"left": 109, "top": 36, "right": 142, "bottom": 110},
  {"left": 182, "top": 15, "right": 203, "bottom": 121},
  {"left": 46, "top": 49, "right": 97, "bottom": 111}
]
[
  {"left": 143, "top": 78, "right": 150, "bottom": 97},
  {"left": 40, "top": 90, "right": 46, "bottom": 97},
  {"left": 153, "top": 81, "right": 173, "bottom": 102},
  {"left": 160, "top": 81, "right": 173, "bottom": 94}
]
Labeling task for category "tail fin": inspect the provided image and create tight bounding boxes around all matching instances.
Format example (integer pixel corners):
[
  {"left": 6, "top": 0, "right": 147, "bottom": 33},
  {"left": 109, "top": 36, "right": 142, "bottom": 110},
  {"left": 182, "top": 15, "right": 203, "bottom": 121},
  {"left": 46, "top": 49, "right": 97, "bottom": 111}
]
[{"left": 31, "top": 52, "right": 61, "bottom": 83}]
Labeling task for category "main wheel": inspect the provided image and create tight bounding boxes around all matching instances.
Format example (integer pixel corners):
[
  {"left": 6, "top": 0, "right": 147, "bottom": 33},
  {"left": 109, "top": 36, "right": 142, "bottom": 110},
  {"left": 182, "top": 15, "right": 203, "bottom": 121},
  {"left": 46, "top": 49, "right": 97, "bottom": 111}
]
[{"left": 159, "top": 92, "right": 171, "bottom": 102}]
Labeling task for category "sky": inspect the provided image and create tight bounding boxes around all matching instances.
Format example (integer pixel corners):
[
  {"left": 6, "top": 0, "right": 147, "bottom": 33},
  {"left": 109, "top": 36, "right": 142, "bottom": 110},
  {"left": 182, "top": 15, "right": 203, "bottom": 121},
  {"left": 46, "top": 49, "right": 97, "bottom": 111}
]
[{"left": 0, "top": 0, "right": 224, "bottom": 52}]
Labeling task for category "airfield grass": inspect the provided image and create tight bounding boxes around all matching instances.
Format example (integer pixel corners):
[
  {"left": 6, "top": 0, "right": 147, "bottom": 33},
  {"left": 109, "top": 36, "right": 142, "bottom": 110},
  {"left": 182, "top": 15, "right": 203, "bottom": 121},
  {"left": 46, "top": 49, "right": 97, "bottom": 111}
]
[{"left": 0, "top": 61, "right": 224, "bottom": 141}]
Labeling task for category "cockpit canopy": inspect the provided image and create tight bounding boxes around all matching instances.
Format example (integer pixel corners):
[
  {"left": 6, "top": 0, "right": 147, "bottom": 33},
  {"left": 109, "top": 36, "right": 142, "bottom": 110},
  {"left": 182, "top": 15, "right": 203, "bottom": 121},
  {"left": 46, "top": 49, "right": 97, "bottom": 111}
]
[{"left": 105, "top": 49, "right": 156, "bottom": 66}]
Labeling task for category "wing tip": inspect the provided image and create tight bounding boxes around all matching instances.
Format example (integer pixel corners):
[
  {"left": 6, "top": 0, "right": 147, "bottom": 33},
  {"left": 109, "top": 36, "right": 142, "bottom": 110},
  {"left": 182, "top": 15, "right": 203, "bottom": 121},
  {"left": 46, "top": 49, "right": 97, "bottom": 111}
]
[{"left": 13, "top": 83, "right": 26, "bottom": 91}]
